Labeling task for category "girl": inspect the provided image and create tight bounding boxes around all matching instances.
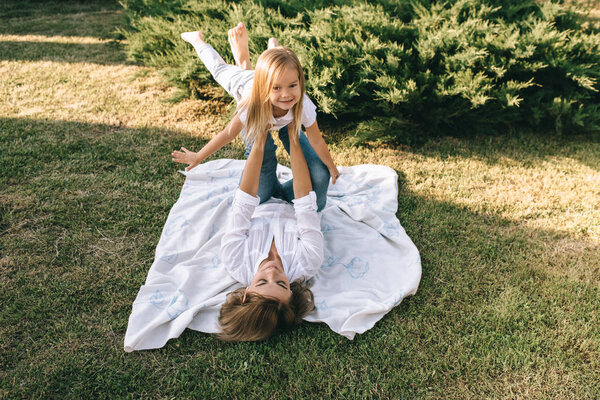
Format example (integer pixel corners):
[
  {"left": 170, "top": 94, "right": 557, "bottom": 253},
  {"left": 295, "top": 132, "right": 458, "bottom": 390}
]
[
  {"left": 172, "top": 23, "right": 339, "bottom": 211},
  {"left": 217, "top": 118, "right": 322, "bottom": 341}
]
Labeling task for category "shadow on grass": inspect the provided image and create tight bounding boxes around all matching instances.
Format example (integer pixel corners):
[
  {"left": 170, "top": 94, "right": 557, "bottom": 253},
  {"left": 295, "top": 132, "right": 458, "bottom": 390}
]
[
  {"left": 0, "top": 1, "right": 130, "bottom": 66},
  {"left": 0, "top": 37, "right": 133, "bottom": 64},
  {"left": 319, "top": 115, "right": 600, "bottom": 171},
  {"left": 1, "top": 116, "right": 599, "bottom": 398},
  {"left": 0, "top": 0, "right": 124, "bottom": 40},
  {"left": 0, "top": 0, "right": 121, "bottom": 20},
  {"left": 0, "top": 40, "right": 132, "bottom": 65}
]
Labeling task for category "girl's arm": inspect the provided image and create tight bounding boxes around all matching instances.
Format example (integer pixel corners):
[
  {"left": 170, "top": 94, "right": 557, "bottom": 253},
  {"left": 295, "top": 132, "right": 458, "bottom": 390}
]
[
  {"left": 172, "top": 115, "right": 243, "bottom": 171},
  {"left": 304, "top": 120, "right": 340, "bottom": 184}
]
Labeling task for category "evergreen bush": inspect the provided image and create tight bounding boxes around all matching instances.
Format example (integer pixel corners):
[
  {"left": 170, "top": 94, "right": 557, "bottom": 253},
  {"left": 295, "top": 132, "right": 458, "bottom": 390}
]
[{"left": 120, "top": 0, "right": 600, "bottom": 143}]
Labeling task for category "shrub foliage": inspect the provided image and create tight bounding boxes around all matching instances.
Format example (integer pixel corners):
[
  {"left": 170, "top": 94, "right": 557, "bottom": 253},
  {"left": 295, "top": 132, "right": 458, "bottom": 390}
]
[{"left": 120, "top": 0, "right": 600, "bottom": 142}]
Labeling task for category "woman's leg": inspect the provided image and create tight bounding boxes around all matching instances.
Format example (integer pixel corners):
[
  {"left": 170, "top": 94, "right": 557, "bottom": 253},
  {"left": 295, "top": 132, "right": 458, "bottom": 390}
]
[{"left": 278, "top": 126, "right": 330, "bottom": 211}]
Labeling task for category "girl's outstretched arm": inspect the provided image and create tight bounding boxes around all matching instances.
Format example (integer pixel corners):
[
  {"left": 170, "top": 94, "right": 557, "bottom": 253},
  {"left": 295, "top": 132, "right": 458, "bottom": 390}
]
[
  {"left": 304, "top": 121, "right": 340, "bottom": 184},
  {"left": 172, "top": 115, "right": 243, "bottom": 171},
  {"left": 239, "top": 130, "right": 267, "bottom": 197}
]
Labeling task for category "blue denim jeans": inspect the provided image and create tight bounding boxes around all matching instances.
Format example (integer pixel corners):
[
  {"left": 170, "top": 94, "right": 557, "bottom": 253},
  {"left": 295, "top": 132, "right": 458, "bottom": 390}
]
[{"left": 244, "top": 125, "right": 330, "bottom": 212}]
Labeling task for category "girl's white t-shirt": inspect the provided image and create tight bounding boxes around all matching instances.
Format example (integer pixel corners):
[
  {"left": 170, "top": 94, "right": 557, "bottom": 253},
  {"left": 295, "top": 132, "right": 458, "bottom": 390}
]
[{"left": 237, "top": 93, "right": 317, "bottom": 131}]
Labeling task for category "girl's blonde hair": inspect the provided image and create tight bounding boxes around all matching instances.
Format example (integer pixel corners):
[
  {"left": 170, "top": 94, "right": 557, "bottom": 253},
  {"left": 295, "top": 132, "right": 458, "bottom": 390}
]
[
  {"left": 217, "top": 281, "right": 314, "bottom": 342},
  {"left": 238, "top": 46, "right": 305, "bottom": 144}
]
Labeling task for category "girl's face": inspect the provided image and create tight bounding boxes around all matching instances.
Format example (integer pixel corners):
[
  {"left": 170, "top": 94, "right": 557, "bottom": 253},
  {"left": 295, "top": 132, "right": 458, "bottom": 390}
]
[
  {"left": 270, "top": 66, "right": 301, "bottom": 115},
  {"left": 245, "top": 259, "right": 291, "bottom": 303}
]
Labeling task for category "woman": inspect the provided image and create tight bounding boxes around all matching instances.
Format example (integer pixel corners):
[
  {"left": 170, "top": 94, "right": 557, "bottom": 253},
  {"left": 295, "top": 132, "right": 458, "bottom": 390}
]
[{"left": 217, "top": 121, "right": 323, "bottom": 341}]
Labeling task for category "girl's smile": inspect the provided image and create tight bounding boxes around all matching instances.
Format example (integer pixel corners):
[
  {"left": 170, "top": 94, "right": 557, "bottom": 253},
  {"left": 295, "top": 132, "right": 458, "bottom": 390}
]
[{"left": 270, "top": 66, "right": 301, "bottom": 115}]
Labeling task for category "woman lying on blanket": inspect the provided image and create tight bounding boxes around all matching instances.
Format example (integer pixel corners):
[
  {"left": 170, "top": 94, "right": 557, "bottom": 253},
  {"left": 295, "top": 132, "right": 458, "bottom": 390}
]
[{"left": 217, "top": 115, "right": 323, "bottom": 341}]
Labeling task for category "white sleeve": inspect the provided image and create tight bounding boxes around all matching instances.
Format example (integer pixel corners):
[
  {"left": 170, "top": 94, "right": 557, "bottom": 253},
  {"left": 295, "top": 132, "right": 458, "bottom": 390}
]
[
  {"left": 301, "top": 94, "right": 317, "bottom": 129},
  {"left": 288, "top": 191, "right": 323, "bottom": 282},
  {"left": 219, "top": 189, "right": 259, "bottom": 285}
]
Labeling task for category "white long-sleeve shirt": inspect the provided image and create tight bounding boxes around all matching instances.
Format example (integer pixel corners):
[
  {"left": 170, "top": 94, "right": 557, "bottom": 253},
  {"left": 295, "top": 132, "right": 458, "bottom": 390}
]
[{"left": 220, "top": 189, "right": 324, "bottom": 286}]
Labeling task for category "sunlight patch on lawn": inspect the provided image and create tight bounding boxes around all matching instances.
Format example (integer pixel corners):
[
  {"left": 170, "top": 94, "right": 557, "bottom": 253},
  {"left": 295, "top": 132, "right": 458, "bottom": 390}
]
[
  {"left": 404, "top": 156, "right": 599, "bottom": 240},
  {"left": 0, "top": 34, "right": 110, "bottom": 44},
  {"left": 330, "top": 143, "right": 599, "bottom": 242},
  {"left": 0, "top": 59, "right": 225, "bottom": 136}
]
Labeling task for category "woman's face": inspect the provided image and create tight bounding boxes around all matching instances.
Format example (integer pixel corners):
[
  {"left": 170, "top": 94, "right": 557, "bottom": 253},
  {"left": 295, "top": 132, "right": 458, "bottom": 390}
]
[
  {"left": 270, "top": 66, "right": 301, "bottom": 115},
  {"left": 245, "top": 259, "right": 291, "bottom": 303}
]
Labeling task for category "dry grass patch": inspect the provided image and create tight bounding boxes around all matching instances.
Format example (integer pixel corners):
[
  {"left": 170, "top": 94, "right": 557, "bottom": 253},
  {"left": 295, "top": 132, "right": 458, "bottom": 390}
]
[
  {"left": 540, "top": 236, "right": 600, "bottom": 283},
  {"left": 0, "top": 56, "right": 235, "bottom": 140},
  {"left": 403, "top": 156, "right": 599, "bottom": 238},
  {"left": 326, "top": 137, "right": 599, "bottom": 242},
  {"left": 449, "top": 367, "right": 593, "bottom": 400},
  {"left": 1, "top": 60, "right": 173, "bottom": 125},
  {"left": 0, "top": 34, "right": 112, "bottom": 44}
]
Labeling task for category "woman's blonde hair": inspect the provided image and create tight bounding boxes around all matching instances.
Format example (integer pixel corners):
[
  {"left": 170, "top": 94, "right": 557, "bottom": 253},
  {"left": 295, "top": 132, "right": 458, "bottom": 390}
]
[
  {"left": 217, "top": 281, "right": 314, "bottom": 342},
  {"left": 238, "top": 46, "right": 305, "bottom": 144}
]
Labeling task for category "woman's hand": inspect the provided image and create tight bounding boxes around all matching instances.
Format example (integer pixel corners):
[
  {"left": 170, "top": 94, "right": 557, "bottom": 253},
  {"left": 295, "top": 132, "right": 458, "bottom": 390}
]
[
  {"left": 329, "top": 165, "right": 341, "bottom": 184},
  {"left": 171, "top": 147, "right": 201, "bottom": 171}
]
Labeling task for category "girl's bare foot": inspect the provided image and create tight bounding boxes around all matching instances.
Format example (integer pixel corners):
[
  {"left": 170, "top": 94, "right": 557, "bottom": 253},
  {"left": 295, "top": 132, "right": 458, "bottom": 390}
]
[
  {"left": 268, "top": 37, "right": 279, "bottom": 49},
  {"left": 228, "top": 22, "right": 251, "bottom": 70},
  {"left": 181, "top": 31, "right": 206, "bottom": 46}
]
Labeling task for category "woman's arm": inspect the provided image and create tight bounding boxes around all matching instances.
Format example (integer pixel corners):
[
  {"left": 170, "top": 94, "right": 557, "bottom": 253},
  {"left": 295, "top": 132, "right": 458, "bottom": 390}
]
[
  {"left": 172, "top": 115, "right": 243, "bottom": 171},
  {"left": 220, "top": 129, "right": 267, "bottom": 284},
  {"left": 226, "top": 128, "right": 267, "bottom": 251},
  {"left": 304, "top": 121, "right": 340, "bottom": 184},
  {"left": 284, "top": 125, "right": 324, "bottom": 280},
  {"left": 288, "top": 127, "right": 312, "bottom": 199},
  {"left": 238, "top": 129, "right": 267, "bottom": 197},
  {"left": 220, "top": 188, "right": 259, "bottom": 286},
  {"left": 289, "top": 127, "right": 324, "bottom": 279}
]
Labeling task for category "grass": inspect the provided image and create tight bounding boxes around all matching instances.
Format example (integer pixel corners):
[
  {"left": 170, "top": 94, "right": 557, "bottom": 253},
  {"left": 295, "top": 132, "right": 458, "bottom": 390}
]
[{"left": 1, "top": 1, "right": 599, "bottom": 398}]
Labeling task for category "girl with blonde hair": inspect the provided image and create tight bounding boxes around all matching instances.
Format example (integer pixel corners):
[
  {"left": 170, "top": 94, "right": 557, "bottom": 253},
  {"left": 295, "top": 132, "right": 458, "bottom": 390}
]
[{"left": 174, "top": 23, "right": 339, "bottom": 211}]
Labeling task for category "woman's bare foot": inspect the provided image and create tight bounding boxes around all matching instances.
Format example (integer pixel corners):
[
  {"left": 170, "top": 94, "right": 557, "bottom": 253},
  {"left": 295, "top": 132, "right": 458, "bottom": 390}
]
[
  {"left": 228, "top": 22, "right": 251, "bottom": 70},
  {"left": 181, "top": 31, "right": 206, "bottom": 46},
  {"left": 268, "top": 37, "right": 279, "bottom": 49}
]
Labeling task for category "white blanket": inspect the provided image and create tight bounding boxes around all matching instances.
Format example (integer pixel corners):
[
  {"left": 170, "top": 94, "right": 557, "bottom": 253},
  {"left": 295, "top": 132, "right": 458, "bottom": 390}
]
[{"left": 124, "top": 159, "right": 421, "bottom": 352}]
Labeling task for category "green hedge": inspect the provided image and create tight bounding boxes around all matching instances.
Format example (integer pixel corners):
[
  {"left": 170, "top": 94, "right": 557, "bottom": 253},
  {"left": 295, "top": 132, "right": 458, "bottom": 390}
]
[{"left": 120, "top": 0, "right": 600, "bottom": 142}]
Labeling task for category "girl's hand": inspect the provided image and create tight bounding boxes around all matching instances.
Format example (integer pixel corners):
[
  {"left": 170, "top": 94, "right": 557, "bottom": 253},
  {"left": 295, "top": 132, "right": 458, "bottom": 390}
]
[
  {"left": 172, "top": 147, "right": 201, "bottom": 171},
  {"left": 329, "top": 166, "right": 341, "bottom": 184}
]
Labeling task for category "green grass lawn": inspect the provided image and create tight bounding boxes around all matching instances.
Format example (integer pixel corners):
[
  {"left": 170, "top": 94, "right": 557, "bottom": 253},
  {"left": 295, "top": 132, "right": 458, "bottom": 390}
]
[{"left": 1, "top": 1, "right": 599, "bottom": 398}]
